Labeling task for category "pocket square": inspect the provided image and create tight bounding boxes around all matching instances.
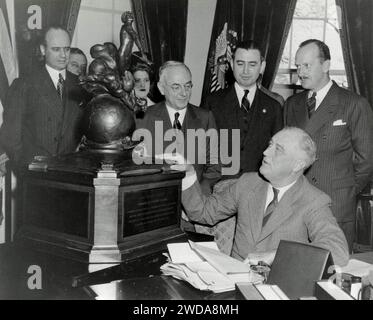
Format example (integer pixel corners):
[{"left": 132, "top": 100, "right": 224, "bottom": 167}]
[{"left": 333, "top": 119, "right": 346, "bottom": 126}]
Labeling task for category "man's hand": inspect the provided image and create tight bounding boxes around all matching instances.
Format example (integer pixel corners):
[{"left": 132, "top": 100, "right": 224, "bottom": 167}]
[
  {"left": 155, "top": 153, "right": 197, "bottom": 190},
  {"left": 244, "top": 251, "right": 276, "bottom": 266},
  {"left": 155, "top": 153, "right": 195, "bottom": 175}
]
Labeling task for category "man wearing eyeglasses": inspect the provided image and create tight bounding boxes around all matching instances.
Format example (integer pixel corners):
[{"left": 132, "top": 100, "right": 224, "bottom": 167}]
[{"left": 137, "top": 61, "right": 221, "bottom": 197}]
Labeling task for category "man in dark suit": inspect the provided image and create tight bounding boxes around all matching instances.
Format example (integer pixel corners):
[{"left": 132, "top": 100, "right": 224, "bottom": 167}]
[
  {"left": 284, "top": 39, "right": 373, "bottom": 251},
  {"left": 165, "top": 127, "right": 349, "bottom": 267},
  {"left": 0, "top": 25, "right": 86, "bottom": 172},
  {"left": 202, "top": 40, "right": 283, "bottom": 179},
  {"left": 136, "top": 61, "right": 221, "bottom": 194}
]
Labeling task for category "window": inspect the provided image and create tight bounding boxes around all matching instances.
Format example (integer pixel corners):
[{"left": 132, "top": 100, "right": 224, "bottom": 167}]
[{"left": 273, "top": 0, "right": 347, "bottom": 96}]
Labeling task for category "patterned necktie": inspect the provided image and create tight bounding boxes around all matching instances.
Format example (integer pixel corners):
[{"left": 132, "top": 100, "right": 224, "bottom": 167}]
[
  {"left": 307, "top": 91, "right": 317, "bottom": 119},
  {"left": 57, "top": 73, "right": 64, "bottom": 100},
  {"left": 173, "top": 112, "right": 182, "bottom": 130},
  {"left": 241, "top": 89, "right": 250, "bottom": 112},
  {"left": 262, "top": 187, "right": 279, "bottom": 227}
]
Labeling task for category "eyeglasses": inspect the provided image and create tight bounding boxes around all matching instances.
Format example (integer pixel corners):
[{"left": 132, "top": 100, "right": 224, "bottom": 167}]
[{"left": 167, "top": 82, "right": 193, "bottom": 94}]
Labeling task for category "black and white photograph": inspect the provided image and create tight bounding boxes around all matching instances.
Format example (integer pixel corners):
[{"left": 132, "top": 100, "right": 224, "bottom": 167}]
[{"left": 0, "top": 0, "right": 372, "bottom": 304}]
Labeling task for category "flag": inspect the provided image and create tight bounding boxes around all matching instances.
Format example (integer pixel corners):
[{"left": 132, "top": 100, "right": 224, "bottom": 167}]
[
  {"left": 0, "top": 0, "right": 17, "bottom": 123},
  {"left": 0, "top": 0, "right": 17, "bottom": 226},
  {"left": 208, "top": 23, "right": 237, "bottom": 94}
]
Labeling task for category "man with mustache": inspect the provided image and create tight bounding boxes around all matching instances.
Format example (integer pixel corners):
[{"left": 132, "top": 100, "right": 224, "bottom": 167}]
[
  {"left": 0, "top": 25, "right": 86, "bottom": 172},
  {"left": 284, "top": 39, "right": 373, "bottom": 252}
]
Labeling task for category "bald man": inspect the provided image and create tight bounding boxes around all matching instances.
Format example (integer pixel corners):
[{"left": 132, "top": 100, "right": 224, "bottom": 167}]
[
  {"left": 0, "top": 25, "right": 86, "bottom": 172},
  {"left": 177, "top": 127, "right": 349, "bottom": 267}
]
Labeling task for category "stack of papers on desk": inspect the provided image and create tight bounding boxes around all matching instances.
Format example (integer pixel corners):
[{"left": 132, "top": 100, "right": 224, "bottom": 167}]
[{"left": 161, "top": 241, "right": 263, "bottom": 293}]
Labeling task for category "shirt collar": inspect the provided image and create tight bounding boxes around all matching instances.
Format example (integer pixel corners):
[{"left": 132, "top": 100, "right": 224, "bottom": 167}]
[
  {"left": 234, "top": 82, "right": 257, "bottom": 107},
  {"left": 165, "top": 104, "right": 187, "bottom": 126},
  {"left": 309, "top": 79, "right": 333, "bottom": 110},
  {"left": 267, "top": 179, "right": 297, "bottom": 203},
  {"left": 45, "top": 64, "right": 66, "bottom": 89}
]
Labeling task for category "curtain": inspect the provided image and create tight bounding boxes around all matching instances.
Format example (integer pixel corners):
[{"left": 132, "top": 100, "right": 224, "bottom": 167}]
[
  {"left": 337, "top": 0, "right": 373, "bottom": 106},
  {"left": 131, "top": 0, "right": 188, "bottom": 102},
  {"left": 131, "top": 0, "right": 188, "bottom": 69},
  {"left": 201, "top": 0, "right": 296, "bottom": 102},
  {"left": 14, "top": 0, "right": 81, "bottom": 76}
]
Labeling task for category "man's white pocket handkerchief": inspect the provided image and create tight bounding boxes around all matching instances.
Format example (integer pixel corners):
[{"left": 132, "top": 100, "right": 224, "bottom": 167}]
[{"left": 333, "top": 119, "right": 346, "bottom": 126}]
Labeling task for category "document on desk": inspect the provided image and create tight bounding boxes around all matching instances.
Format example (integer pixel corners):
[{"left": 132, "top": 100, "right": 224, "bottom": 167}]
[
  {"left": 167, "top": 241, "right": 219, "bottom": 264},
  {"left": 189, "top": 241, "right": 252, "bottom": 275},
  {"left": 161, "top": 241, "right": 263, "bottom": 293}
]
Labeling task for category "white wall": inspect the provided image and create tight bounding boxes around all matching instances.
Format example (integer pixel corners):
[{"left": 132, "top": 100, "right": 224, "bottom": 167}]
[{"left": 72, "top": 0, "right": 217, "bottom": 105}]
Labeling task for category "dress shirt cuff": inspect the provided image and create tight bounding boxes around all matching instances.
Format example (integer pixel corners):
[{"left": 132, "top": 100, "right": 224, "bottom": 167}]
[{"left": 182, "top": 172, "right": 198, "bottom": 191}]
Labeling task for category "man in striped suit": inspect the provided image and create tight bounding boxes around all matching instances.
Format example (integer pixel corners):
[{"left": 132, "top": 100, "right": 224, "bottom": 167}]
[
  {"left": 284, "top": 39, "right": 373, "bottom": 251},
  {"left": 0, "top": 25, "right": 86, "bottom": 173}
]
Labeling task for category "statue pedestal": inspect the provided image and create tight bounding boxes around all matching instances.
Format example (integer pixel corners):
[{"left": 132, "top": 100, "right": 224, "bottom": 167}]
[{"left": 16, "top": 151, "right": 185, "bottom": 263}]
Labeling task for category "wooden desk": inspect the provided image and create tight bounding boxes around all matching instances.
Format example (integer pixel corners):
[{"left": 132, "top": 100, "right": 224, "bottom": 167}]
[
  {"left": 1, "top": 238, "right": 371, "bottom": 300},
  {"left": 0, "top": 232, "right": 224, "bottom": 300}
]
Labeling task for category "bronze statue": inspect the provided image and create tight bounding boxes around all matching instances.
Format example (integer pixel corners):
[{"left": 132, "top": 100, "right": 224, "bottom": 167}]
[
  {"left": 118, "top": 11, "right": 152, "bottom": 74},
  {"left": 78, "top": 11, "right": 155, "bottom": 151}
]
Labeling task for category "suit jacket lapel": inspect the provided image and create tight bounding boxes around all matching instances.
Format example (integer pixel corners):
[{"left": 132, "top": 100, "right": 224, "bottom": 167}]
[
  {"left": 224, "top": 86, "right": 241, "bottom": 128},
  {"left": 183, "top": 104, "right": 205, "bottom": 133},
  {"left": 60, "top": 72, "right": 78, "bottom": 135},
  {"left": 258, "top": 177, "right": 303, "bottom": 242},
  {"left": 155, "top": 102, "right": 173, "bottom": 131},
  {"left": 247, "top": 180, "right": 268, "bottom": 243},
  {"left": 305, "top": 82, "right": 340, "bottom": 136},
  {"left": 292, "top": 91, "right": 309, "bottom": 129},
  {"left": 36, "top": 67, "right": 62, "bottom": 109}
]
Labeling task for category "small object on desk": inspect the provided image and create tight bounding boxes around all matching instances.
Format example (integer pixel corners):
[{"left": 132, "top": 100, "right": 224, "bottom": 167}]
[
  {"left": 236, "top": 283, "right": 289, "bottom": 300},
  {"left": 314, "top": 281, "right": 355, "bottom": 300},
  {"left": 350, "top": 276, "right": 362, "bottom": 300},
  {"left": 250, "top": 262, "right": 271, "bottom": 282}
]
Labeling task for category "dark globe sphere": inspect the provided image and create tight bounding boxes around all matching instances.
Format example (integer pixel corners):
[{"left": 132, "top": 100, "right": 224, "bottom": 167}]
[{"left": 83, "top": 93, "right": 135, "bottom": 145}]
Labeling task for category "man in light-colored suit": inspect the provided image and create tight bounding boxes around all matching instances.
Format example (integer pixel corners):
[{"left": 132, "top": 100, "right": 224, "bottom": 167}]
[
  {"left": 167, "top": 127, "right": 349, "bottom": 267},
  {"left": 284, "top": 39, "right": 373, "bottom": 251}
]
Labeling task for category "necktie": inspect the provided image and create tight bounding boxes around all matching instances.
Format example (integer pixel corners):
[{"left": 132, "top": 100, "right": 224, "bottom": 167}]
[
  {"left": 173, "top": 112, "right": 182, "bottom": 130},
  {"left": 307, "top": 91, "right": 317, "bottom": 118},
  {"left": 241, "top": 89, "right": 250, "bottom": 112},
  {"left": 57, "top": 73, "right": 64, "bottom": 100},
  {"left": 262, "top": 187, "right": 279, "bottom": 227}
]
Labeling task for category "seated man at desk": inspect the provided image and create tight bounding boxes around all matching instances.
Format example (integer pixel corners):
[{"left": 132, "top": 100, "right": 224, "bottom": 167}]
[{"left": 167, "top": 127, "right": 349, "bottom": 267}]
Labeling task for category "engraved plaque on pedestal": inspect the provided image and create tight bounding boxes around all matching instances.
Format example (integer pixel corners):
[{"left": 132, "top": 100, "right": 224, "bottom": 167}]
[{"left": 16, "top": 151, "right": 185, "bottom": 263}]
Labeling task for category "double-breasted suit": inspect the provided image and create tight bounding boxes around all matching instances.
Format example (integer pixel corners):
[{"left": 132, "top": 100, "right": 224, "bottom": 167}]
[
  {"left": 201, "top": 85, "right": 283, "bottom": 178},
  {"left": 284, "top": 82, "right": 373, "bottom": 238},
  {"left": 0, "top": 67, "right": 86, "bottom": 168},
  {"left": 182, "top": 172, "right": 349, "bottom": 267}
]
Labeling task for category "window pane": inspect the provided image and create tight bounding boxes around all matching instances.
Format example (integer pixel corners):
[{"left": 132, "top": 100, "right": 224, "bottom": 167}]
[
  {"left": 330, "top": 75, "right": 348, "bottom": 88},
  {"left": 294, "top": 0, "right": 326, "bottom": 18},
  {"left": 291, "top": 20, "right": 324, "bottom": 67},
  {"left": 279, "top": 29, "right": 292, "bottom": 69},
  {"left": 275, "top": 74, "right": 291, "bottom": 85},
  {"left": 325, "top": 23, "right": 345, "bottom": 70}
]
